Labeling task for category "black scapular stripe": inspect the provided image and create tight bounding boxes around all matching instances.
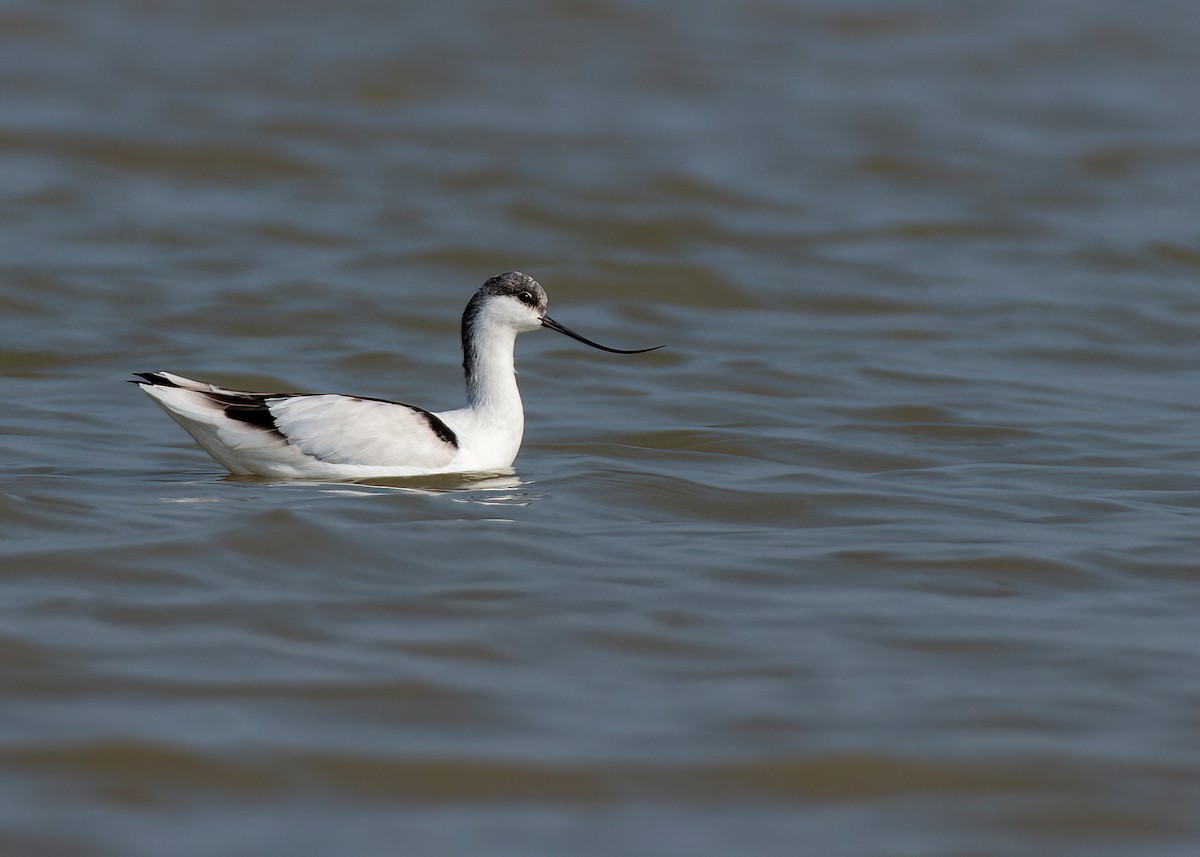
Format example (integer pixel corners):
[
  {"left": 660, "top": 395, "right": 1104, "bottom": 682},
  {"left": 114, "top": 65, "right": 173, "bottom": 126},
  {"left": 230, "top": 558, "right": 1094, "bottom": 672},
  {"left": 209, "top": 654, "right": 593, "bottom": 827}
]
[{"left": 419, "top": 411, "right": 458, "bottom": 447}]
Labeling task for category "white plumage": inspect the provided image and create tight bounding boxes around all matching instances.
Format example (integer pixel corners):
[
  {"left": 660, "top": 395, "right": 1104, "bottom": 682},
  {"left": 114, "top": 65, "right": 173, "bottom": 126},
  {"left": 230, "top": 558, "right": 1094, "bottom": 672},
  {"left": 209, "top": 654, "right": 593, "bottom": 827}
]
[{"left": 134, "top": 272, "right": 660, "bottom": 479}]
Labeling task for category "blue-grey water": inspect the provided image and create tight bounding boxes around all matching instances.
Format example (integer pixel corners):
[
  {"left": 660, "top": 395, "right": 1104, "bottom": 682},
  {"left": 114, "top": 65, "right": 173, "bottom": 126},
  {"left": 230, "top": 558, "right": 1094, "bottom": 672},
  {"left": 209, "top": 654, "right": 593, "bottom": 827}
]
[{"left": 3, "top": 1, "right": 1200, "bottom": 855}]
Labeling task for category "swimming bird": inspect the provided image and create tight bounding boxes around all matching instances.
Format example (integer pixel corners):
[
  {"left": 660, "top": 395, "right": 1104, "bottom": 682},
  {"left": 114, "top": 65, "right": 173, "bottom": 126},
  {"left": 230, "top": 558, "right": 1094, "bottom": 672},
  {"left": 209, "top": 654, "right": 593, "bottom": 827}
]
[{"left": 133, "top": 272, "right": 661, "bottom": 479}]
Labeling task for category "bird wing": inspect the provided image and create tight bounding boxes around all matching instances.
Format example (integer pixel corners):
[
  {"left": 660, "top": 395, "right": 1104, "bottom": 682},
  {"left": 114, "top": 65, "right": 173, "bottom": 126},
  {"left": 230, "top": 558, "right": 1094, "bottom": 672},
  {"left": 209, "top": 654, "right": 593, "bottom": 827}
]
[
  {"left": 267, "top": 394, "right": 459, "bottom": 467},
  {"left": 134, "top": 372, "right": 459, "bottom": 472}
]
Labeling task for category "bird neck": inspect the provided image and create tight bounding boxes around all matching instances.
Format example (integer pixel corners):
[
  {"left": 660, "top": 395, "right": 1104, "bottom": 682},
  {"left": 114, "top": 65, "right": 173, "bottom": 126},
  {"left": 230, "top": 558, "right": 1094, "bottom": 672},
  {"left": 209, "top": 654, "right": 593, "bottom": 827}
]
[{"left": 463, "top": 316, "right": 524, "bottom": 422}]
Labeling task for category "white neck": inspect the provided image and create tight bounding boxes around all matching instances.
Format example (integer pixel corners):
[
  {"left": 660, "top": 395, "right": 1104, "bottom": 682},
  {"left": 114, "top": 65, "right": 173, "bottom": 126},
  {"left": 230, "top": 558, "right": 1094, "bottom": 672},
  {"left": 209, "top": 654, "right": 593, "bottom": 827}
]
[{"left": 464, "top": 316, "right": 524, "bottom": 435}]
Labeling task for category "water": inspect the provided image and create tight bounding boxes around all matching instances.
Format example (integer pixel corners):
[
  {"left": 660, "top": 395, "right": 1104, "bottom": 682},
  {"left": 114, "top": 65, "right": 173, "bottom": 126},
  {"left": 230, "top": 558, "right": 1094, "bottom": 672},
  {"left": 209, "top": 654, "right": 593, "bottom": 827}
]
[{"left": 3, "top": 1, "right": 1200, "bottom": 854}]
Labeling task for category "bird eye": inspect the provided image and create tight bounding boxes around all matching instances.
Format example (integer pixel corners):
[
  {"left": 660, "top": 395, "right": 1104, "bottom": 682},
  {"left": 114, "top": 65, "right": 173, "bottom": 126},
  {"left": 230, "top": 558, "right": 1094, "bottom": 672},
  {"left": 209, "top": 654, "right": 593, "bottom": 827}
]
[{"left": 517, "top": 291, "right": 534, "bottom": 305}]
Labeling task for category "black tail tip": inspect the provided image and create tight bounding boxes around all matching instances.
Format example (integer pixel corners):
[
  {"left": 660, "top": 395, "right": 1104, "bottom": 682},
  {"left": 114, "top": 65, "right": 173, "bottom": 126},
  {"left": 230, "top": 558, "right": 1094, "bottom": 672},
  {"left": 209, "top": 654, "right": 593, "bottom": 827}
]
[{"left": 130, "top": 372, "right": 178, "bottom": 387}]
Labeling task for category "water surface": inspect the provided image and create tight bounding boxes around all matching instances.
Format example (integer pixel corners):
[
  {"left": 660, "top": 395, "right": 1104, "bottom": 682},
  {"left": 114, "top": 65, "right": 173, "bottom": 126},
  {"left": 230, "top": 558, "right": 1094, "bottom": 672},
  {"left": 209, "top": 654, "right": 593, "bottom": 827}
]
[{"left": 3, "top": 1, "right": 1200, "bottom": 855}]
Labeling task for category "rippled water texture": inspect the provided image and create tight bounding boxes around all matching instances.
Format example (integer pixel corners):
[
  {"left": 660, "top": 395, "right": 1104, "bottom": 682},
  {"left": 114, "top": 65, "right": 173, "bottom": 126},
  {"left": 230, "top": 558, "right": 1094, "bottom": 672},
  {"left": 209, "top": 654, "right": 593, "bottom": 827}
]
[{"left": 3, "top": 1, "right": 1200, "bottom": 855}]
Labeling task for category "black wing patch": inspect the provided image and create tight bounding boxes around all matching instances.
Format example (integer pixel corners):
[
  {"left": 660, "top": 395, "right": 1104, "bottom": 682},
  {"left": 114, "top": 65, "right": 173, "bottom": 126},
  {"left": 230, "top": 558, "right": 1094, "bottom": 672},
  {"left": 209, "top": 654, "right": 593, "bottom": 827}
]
[
  {"left": 417, "top": 410, "right": 458, "bottom": 447},
  {"left": 222, "top": 400, "right": 286, "bottom": 437},
  {"left": 191, "top": 391, "right": 288, "bottom": 440}
]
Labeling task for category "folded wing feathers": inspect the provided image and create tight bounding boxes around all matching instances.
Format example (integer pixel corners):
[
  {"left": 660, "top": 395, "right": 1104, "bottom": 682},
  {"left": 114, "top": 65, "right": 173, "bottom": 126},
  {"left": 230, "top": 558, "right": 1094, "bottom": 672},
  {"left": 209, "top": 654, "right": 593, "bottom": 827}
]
[
  {"left": 134, "top": 373, "right": 458, "bottom": 470},
  {"left": 269, "top": 396, "right": 457, "bottom": 466}
]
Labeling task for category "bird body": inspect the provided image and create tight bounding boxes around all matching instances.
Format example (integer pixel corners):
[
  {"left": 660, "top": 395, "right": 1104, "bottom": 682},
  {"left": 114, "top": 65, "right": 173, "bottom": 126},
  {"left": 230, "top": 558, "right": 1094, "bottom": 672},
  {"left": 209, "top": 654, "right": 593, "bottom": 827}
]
[{"left": 134, "top": 273, "right": 659, "bottom": 479}]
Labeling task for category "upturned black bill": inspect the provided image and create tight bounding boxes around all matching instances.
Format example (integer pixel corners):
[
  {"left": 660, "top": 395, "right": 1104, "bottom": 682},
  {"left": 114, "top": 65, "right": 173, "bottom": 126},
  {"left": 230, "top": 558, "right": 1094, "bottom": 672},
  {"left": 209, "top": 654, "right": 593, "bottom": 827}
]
[{"left": 541, "top": 315, "right": 663, "bottom": 354}]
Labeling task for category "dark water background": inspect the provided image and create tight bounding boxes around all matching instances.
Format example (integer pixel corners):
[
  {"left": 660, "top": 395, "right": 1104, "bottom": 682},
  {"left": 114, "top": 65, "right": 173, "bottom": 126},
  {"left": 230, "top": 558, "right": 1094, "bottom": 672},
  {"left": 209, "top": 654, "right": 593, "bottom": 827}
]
[{"left": 3, "top": 1, "right": 1200, "bottom": 854}]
